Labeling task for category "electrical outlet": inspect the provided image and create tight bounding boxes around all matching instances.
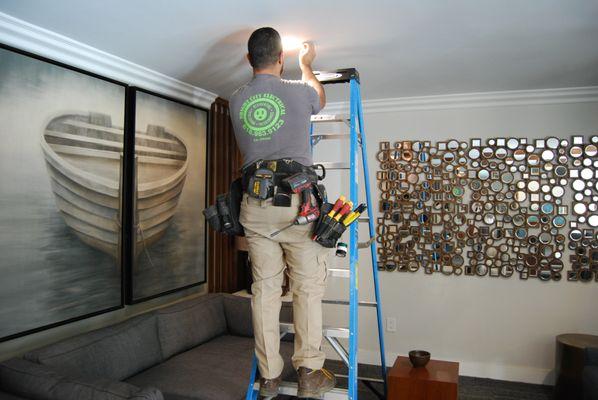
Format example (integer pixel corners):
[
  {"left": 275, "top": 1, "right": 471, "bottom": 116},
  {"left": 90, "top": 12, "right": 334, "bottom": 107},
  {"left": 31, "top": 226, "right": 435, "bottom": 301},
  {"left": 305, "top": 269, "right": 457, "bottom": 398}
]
[{"left": 386, "top": 317, "right": 397, "bottom": 332}]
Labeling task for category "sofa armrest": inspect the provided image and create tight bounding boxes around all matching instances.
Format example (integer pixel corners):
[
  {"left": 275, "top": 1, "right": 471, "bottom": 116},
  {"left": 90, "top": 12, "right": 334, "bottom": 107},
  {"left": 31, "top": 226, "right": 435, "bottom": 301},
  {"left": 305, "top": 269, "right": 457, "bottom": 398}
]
[
  {"left": 0, "top": 359, "right": 163, "bottom": 400},
  {"left": 587, "top": 347, "right": 598, "bottom": 367}
]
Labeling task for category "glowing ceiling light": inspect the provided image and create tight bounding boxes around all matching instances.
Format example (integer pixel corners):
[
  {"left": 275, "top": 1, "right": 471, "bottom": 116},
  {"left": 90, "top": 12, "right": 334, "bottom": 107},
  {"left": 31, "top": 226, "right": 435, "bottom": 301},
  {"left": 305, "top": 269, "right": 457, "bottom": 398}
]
[{"left": 281, "top": 36, "right": 303, "bottom": 51}]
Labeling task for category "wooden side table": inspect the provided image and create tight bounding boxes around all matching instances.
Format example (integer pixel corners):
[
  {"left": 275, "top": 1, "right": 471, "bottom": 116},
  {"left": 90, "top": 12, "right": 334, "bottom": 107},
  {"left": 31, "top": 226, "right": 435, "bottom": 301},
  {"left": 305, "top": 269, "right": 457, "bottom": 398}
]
[
  {"left": 555, "top": 333, "right": 598, "bottom": 400},
  {"left": 388, "top": 356, "right": 459, "bottom": 400}
]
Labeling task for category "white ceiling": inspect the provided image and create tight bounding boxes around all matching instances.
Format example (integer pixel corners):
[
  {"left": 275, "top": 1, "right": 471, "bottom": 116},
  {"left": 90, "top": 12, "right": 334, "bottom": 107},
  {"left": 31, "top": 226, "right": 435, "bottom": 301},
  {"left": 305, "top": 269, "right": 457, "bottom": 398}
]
[{"left": 1, "top": 0, "right": 598, "bottom": 101}]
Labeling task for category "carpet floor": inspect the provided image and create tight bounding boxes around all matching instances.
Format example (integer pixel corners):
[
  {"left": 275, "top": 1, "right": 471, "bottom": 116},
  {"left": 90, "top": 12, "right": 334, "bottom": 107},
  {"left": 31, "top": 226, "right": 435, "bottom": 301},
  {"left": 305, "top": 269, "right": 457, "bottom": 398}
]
[{"left": 277, "top": 360, "right": 553, "bottom": 400}]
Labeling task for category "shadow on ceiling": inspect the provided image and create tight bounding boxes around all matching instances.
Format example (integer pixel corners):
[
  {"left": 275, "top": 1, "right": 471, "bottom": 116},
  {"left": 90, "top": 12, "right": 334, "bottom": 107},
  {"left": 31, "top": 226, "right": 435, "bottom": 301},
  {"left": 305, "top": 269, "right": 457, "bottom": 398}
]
[{"left": 182, "top": 28, "right": 253, "bottom": 99}]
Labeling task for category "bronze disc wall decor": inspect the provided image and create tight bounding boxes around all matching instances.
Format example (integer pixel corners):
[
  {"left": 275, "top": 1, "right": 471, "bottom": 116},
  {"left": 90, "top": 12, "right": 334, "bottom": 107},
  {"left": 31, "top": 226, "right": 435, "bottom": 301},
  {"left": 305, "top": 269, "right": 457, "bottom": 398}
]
[{"left": 376, "top": 136, "right": 597, "bottom": 282}]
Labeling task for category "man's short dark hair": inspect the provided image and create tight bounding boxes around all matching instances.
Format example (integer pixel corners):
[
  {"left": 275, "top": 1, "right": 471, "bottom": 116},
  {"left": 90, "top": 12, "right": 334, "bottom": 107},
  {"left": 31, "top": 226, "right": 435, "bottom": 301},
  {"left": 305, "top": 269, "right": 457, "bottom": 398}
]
[{"left": 247, "top": 27, "right": 282, "bottom": 69}]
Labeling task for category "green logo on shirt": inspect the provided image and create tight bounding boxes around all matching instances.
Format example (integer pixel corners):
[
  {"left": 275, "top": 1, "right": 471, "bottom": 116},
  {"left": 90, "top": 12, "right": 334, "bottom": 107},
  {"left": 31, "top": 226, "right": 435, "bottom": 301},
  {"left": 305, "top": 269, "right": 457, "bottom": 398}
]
[{"left": 239, "top": 93, "right": 286, "bottom": 140}]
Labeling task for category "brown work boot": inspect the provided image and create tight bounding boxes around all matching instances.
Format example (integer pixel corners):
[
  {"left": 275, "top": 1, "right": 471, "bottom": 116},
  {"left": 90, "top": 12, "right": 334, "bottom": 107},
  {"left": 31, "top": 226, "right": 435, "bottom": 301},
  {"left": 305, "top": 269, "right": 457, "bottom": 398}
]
[
  {"left": 259, "top": 374, "right": 281, "bottom": 399},
  {"left": 297, "top": 367, "right": 336, "bottom": 399}
]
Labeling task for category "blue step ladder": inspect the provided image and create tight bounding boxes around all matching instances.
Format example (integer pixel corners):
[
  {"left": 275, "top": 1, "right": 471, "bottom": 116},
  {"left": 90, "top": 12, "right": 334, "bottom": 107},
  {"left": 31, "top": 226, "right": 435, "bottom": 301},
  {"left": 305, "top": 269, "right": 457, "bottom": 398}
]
[{"left": 245, "top": 68, "right": 387, "bottom": 400}]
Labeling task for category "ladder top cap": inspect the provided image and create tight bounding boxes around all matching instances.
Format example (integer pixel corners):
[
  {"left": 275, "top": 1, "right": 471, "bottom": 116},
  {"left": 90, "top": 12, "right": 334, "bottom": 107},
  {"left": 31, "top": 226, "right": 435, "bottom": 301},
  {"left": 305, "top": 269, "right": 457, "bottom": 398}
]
[{"left": 314, "top": 68, "right": 359, "bottom": 84}]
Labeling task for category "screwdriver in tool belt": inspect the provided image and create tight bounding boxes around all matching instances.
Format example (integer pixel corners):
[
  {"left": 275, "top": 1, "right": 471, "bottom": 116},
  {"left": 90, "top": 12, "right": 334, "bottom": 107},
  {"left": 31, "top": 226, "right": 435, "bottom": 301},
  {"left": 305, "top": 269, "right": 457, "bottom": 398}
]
[
  {"left": 342, "top": 203, "right": 367, "bottom": 226},
  {"left": 312, "top": 196, "right": 346, "bottom": 239},
  {"left": 327, "top": 196, "right": 346, "bottom": 218},
  {"left": 314, "top": 201, "right": 353, "bottom": 240},
  {"left": 333, "top": 201, "right": 353, "bottom": 221}
]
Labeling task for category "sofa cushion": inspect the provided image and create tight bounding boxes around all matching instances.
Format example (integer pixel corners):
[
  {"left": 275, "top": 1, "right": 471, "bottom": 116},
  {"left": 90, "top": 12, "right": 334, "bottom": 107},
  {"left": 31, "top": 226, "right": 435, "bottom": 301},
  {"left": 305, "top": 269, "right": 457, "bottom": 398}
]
[
  {"left": 0, "top": 392, "right": 29, "bottom": 400},
  {"left": 222, "top": 295, "right": 253, "bottom": 337},
  {"left": 0, "top": 359, "right": 163, "bottom": 400},
  {"left": 156, "top": 294, "right": 227, "bottom": 359},
  {"left": 0, "top": 359, "right": 58, "bottom": 400},
  {"left": 222, "top": 294, "right": 293, "bottom": 338},
  {"left": 126, "top": 335, "right": 295, "bottom": 400},
  {"left": 24, "top": 313, "right": 162, "bottom": 381}
]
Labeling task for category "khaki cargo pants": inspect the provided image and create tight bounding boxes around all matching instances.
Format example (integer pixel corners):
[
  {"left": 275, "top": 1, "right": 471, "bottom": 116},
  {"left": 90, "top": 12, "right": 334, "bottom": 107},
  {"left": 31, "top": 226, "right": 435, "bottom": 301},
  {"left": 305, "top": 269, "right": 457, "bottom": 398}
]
[{"left": 240, "top": 192, "right": 330, "bottom": 379}]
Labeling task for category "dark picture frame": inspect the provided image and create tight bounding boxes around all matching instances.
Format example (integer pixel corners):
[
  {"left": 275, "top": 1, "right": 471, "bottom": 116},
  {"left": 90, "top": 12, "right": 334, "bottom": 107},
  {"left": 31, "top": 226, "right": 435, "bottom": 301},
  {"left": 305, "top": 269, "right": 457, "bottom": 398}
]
[
  {"left": 125, "top": 87, "right": 209, "bottom": 304},
  {"left": 0, "top": 43, "right": 128, "bottom": 342}
]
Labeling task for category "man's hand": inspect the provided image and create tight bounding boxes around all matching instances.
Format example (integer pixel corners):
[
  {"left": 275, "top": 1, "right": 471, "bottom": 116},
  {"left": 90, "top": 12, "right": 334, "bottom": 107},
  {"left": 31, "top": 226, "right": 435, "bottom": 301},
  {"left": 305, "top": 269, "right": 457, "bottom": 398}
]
[
  {"left": 299, "top": 42, "right": 316, "bottom": 67},
  {"left": 299, "top": 42, "right": 325, "bottom": 110}
]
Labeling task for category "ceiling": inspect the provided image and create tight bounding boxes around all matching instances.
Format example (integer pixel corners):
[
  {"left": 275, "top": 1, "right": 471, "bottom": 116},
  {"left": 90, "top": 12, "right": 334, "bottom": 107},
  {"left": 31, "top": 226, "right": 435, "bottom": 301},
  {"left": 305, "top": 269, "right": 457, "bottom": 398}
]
[{"left": 2, "top": 0, "right": 598, "bottom": 101}]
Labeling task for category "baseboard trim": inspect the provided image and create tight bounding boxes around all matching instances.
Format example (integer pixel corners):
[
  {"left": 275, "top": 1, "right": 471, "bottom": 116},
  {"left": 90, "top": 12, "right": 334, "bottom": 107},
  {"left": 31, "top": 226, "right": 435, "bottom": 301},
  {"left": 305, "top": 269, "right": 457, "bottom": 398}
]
[{"left": 327, "top": 348, "right": 555, "bottom": 385}]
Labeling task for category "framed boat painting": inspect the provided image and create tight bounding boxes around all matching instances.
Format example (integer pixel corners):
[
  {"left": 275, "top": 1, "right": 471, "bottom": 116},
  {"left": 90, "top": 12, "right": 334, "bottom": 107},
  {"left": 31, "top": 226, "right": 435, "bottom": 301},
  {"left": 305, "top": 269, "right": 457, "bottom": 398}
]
[
  {"left": 127, "top": 88, "right": 208, "bottom": 303},
  {"left": 0, "top": 44, "right": 125, "bottom": 342}
]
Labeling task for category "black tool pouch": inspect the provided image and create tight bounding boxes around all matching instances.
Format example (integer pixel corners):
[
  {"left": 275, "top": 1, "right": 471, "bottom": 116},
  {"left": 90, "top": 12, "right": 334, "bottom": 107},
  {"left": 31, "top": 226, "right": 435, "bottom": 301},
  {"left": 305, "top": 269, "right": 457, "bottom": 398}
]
[
  {"left": 313, "top": 202, "right": 347, "bottom": 248},
  {"left": 203, "top": 178, "right": 245, "bottom": 236}
]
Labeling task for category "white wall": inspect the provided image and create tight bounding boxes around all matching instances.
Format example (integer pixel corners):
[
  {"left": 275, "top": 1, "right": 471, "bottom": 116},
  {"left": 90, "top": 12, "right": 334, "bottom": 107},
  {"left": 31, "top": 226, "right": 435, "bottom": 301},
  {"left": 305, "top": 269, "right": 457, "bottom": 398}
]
[{"left": 315, "top": 97, "right": 598, "bottom": 385}]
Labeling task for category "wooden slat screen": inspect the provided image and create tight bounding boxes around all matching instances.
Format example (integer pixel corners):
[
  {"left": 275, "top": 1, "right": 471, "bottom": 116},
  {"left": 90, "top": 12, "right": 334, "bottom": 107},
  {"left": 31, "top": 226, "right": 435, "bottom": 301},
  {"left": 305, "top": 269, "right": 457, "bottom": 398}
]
[{"left": 207, "top": 97, "right": 244, "bottom": 293}]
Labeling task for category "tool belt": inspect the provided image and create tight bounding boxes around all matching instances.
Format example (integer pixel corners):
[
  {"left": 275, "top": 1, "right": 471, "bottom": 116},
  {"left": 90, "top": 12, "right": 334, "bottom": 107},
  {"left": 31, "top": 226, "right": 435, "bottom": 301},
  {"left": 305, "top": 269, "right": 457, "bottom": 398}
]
[
  {"left": 203, "top": 159, "right": 327, "bottom": 237},
  {"left": 242, "top": 159, "right": 326, "bottom": 207},
  {"left": 242, "top": 159, "right": 324, "bottom": 200}
]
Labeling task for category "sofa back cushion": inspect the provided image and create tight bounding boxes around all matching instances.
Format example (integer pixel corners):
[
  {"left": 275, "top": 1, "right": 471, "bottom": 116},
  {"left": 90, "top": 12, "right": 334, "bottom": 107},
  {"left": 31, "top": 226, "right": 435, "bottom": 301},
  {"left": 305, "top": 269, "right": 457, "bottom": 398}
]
[
  {"left": 222, "top": 294, "right": 253, "bottom": 337},
  {"left": 156, "top": 294, "right": 227, "bottom": 359},
  {"left": 0, "top": 358, "right": 163, "bottom": 400},
  {"left": 222, "top": 294, "right": 293, "bottom": 338},
  {"left": 24, "top": 313, "right": 162, "bottom": 381}
]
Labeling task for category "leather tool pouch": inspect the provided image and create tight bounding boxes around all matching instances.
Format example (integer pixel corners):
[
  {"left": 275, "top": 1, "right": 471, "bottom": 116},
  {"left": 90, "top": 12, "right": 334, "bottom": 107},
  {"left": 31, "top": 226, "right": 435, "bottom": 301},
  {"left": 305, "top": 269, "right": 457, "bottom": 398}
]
[
  {"left": 313, "top": 202, "right": 347, "bottom": 248},
  {"left": 203, "top": 178, "right": 245, "bottom": 236}
]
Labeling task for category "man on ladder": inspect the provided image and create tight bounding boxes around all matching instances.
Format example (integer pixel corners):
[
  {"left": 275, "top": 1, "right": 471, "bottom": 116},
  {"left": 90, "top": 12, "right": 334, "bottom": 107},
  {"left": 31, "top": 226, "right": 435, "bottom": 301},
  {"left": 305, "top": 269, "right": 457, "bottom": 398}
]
[{"left": 230, "top": 27, "right": 335, "bottom": 399}]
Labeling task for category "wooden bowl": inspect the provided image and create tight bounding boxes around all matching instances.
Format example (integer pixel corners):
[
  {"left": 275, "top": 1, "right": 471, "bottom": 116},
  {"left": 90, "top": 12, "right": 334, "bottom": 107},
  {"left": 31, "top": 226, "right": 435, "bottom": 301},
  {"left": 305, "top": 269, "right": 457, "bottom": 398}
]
[{"left": 409, "top": 350, "right": 431, "bottom": 368}]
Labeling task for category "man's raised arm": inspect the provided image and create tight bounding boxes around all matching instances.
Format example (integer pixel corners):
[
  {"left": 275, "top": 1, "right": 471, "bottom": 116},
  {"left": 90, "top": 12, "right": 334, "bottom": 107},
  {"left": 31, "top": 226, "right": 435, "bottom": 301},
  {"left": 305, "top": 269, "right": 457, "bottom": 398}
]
[{"left": 299, "top": 42, "right": 326, "bottom": 110}]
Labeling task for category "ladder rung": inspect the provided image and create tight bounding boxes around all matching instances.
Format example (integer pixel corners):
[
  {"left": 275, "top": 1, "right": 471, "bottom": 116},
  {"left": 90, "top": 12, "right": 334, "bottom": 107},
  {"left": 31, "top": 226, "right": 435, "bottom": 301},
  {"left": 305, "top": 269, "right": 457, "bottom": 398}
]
[
  {"left": 328, "top": 268, "right": 350, "bottom": 278},
  {"left": 323, "top": 299, "right": 378, "bottom": 307},
  {"left": 311, "top": 114, "right": 349, "bottom": 123},
  {"left": 358, "top": 216, "right": 370, "bottom": 222},
  {"left": 311, "top": 132, "right": 352, "bottom": 140},
  {"left": 253, "top": 381, "right": 348, "bottom": 399},
  {"left": 358, "top": 237, "right": 376, "bottom": 249},
  {"left": 316, "top": 161, "right": 350, "bottom": 170},
  {"left": 280, "top": 322, "right": 349, "bottom": 339},
  {"left": 334, "top": 373, "right": 385, "bottom": 384}
]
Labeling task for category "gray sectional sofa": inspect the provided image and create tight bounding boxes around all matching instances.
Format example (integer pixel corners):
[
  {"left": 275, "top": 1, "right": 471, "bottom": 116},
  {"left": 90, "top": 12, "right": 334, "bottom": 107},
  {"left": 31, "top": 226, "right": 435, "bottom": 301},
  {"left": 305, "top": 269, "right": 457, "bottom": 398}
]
[{"left": 0, "top": 293, "right": 294, "bottom": 400}]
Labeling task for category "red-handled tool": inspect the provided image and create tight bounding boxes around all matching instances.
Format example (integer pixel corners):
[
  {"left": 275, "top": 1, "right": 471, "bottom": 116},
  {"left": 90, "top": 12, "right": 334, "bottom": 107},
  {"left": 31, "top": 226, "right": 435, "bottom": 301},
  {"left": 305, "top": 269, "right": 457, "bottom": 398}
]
[
  {"left": 270, "top": 188, "right": 320, "bottom": 238},
  {"left": 333, "top": 201, "right": 353, "bottom": 221},
  {"left": 327, "top": 196, "right": 346, "bottom": 218}
]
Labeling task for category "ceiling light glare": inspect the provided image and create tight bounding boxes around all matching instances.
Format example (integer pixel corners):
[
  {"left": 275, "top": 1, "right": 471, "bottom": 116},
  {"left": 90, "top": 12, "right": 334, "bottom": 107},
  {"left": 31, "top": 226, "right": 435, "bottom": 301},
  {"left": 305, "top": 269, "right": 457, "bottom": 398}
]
[{"left": 281, "top": 36, "right": 303, "bottom": 51}]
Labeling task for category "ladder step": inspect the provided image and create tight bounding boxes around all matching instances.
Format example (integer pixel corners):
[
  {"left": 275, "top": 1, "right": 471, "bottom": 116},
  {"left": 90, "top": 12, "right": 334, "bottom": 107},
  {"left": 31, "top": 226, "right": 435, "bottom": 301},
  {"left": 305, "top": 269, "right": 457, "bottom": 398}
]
[
  {"left": 334, "top": 373, "right": 386, "bottom": 384},
  {"left": 358, "top": 237, "right": 376, "bottom": 249},
  {"left": 314, "top": 68, "right": 359, "bottom": 85},
  {"left": 311, "top": 114, "right": 349, "bottom": 123},
  {"left": 311, "top": 132, "right": 352, "bottom": 140},
  {"left": 328, "top": 268, "right": 350, "bottom": 278},
  {"left": 315, "top": 161, "right": 350, "bottom": 170},
  {"left": 323, "top": 299, "right": 378, "bottom": 307},
  {"left": 358, "top": 216, "right": 370, "bottom": 222},
  {"left": 280, "top": 322, "right": 349, "bottom": 339},
  {"left": 253, "top": 381, "right": 348, "bottom": 399}
]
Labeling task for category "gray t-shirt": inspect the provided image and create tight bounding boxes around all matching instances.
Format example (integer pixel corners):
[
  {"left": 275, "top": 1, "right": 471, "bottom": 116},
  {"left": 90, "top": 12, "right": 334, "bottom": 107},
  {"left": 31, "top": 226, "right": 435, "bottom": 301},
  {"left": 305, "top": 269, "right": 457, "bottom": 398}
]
[{"left": 229, "top": 74, "right": 322, "bottom": 167}]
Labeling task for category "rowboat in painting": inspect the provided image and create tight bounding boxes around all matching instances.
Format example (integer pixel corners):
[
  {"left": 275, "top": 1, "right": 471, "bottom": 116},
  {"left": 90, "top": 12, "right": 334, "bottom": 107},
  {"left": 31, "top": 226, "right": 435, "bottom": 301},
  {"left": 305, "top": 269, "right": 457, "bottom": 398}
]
[{"left": 41, "top": 112, "right": 188, "bottom": 258}]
